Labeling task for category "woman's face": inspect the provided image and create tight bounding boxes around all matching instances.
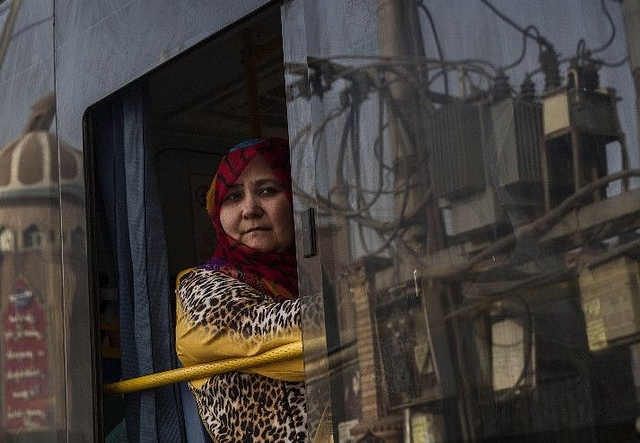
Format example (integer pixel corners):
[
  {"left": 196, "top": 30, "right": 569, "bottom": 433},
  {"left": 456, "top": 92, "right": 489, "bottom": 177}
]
[{"left": 219, "top": 154, "right": 295, "bottom": 253}]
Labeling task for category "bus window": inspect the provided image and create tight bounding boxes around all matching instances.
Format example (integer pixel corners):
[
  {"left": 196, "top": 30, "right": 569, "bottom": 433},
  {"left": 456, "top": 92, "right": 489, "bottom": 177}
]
[{"left": 83, "top": 4, "right": 288, "bottom": 441}]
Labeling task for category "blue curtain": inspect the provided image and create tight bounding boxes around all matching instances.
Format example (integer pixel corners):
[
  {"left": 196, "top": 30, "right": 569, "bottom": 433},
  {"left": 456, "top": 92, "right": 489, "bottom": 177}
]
[{"left": 92, "top": 82, "right": 186, "bottom": 442}]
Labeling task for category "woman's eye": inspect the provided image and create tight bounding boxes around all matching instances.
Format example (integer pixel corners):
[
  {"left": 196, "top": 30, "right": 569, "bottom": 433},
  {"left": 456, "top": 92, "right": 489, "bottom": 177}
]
[
  {"left": 223, "top": 192, "right": 242, "bottom": 203},
  {"left": 259, "top": 187, "right": 279, "bottom": 197}
]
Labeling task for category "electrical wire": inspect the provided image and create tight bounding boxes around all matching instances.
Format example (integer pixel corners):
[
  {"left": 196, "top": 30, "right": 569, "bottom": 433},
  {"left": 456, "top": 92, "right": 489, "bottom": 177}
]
[
  {"left": 289, "top": 0, "right": 633, "bottom": 261},
  {"left": 294, "top": 57, "right": 491, "bottom": 257},
  {"left": 417, "top": 0, "right": 449, "bottom": 96},
  {"left": 480, "top": 0, "right": 552, "bottom": 49},
  {"left": 499, "top": 25, "right": 541, "bottom": 72},
  {"left": 590, "top": 0, "right": 617, "bottom": 55}
]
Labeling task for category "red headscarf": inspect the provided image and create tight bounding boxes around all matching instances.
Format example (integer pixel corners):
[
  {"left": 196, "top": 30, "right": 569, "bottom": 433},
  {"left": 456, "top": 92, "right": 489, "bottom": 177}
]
[{"left": 204, "top": 138, "right": 298, "bottom": 300}]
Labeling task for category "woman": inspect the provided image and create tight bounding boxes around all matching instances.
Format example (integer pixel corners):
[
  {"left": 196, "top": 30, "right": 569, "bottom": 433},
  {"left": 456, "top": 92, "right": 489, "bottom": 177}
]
[{"left": 175, "top": 138, "right": 306, "bottom": 442}]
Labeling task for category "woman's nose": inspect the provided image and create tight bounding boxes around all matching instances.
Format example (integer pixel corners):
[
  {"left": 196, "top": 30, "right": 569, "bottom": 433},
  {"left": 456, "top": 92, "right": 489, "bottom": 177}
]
[{"left": 242, "top": 194, "right": 263, "bottom": 218}]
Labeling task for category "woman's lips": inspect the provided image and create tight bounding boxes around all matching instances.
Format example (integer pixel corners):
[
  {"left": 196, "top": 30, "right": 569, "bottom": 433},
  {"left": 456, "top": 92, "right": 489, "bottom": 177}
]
[{"left": 243, "top": 227, "right": 268, "bottom": 234}]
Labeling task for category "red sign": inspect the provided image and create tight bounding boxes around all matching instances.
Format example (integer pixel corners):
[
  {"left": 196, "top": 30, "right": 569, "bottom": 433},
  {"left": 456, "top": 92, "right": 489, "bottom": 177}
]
[{"left": 2, "top": 279, "right": 51, "bottom": 431}]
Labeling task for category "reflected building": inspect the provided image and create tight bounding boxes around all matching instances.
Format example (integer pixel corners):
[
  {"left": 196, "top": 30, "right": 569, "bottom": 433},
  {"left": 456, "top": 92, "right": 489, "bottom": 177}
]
[{"left": 0, "top": 94, "right": 85, "bottom": 436}]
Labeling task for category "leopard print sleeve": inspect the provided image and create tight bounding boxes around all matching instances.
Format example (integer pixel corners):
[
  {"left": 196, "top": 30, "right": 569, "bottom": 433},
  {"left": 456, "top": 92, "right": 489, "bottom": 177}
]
[
  {"left": 175, "top": 268, "right": 307, "bottom": 442},
  {"left": 175, "top": 268, "right": 304, "bottom": 384}
]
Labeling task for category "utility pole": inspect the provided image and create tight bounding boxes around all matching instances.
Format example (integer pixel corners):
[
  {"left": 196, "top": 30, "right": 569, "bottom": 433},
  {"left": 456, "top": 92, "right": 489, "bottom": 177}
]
[
  {"left": 377, "top": 4, "right": 474, "bottom": 442},
  {"left": 623, "top": 0, "right": 640, "bottom": 150},
  {"left": 378, "top": 0, "right": 444, "bottom": 284}
]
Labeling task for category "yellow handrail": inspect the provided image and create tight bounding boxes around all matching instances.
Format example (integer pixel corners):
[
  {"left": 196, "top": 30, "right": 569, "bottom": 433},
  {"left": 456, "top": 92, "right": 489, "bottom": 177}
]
[{"left": 103, "top": 341, "right": 303, "bottom": 396}]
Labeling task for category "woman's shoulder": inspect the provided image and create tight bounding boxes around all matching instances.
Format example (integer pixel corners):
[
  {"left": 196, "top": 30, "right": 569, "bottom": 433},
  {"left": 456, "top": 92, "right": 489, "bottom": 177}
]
[
  {"left": 176, "top": 266, "right": 299, "bottom": 332},
  {"left": 177, "top": 267, "right": 245, "bottom": 297},
  {"left": 176, "top": 268, "right": 247, "bottom": 325},
  {"left": 177, "top": 266, "right": 277, "bottom": 305},
  {"left": 178, "top": 266, "right": 240, "bottom": 285},
  {"left": 177, "top": 266, "right": 299, "bottom": 311}
]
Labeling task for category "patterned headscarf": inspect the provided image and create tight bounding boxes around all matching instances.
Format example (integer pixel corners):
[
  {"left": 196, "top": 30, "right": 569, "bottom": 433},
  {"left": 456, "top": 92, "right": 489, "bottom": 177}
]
[{"left": 204, "top": 138, "right": 298, "bottom": 300}]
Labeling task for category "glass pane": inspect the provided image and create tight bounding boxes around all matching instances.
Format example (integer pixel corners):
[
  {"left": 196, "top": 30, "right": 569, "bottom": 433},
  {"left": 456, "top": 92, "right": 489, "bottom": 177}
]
[
  {"left": 0, "top": 2, "right": 66, "bottom": 441},
  {"left": 282, "top": 2, "right": 332, "bottom": 441},
  {"left": 287, "top": 1, "right": 640, "bottom": 441}
]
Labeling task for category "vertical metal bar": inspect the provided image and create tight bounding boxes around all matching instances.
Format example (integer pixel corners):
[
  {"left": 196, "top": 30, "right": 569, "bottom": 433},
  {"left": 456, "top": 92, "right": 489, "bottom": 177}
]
[{"left": 623, "top": 0, "right": 640, "bottom": 147}]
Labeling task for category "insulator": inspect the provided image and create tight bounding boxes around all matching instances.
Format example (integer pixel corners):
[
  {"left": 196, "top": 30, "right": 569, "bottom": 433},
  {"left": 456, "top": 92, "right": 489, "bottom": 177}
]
[
  {"left": 539, "top": 45, "right": 561, "bottom": 92},
  {"left": 581, "top": 63, "right": 600, "bottom": 91},
  {"left": 493, "top": 71, "right": 511, "bottom": 102},
  {"left": 520, "top": 76, "right": 536, "bottom": 100},
  {"left": 565, "top": 62, "right": 600, "bottom": 92}
]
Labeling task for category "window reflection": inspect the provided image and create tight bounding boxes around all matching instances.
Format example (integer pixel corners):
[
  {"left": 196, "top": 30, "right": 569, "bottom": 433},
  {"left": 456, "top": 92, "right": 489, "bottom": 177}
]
[
  {"left": 285, "top": 1, "right": 640, "bottom": 441},
  {"left": 0, "top": 92, "right": 84, "bottom": 439},
  {"left": 22, "top": 224, "right": 43, "bottom": 250},
  {"left": 0, "top": 226, "right": 15, "bottom": 251}
]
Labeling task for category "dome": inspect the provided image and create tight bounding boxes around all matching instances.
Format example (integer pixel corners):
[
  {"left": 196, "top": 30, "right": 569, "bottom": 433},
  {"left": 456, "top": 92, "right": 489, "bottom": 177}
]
[{"left": 0, "top": 131, "right": 84, "bottom": 201}]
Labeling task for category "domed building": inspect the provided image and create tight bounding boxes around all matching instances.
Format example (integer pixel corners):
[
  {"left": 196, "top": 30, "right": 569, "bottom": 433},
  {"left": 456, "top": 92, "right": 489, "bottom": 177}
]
[
  {"left": 0, "top": 94, "right": 86, "bottom": 433},
  {"left": 0, "top": 130, "right": 85, "bottom": 248}
]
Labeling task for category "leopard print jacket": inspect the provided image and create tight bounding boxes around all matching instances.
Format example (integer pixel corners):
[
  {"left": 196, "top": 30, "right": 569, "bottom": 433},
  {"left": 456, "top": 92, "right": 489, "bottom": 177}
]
[{"left": 176, "top": 268, "right": 307, "bottom": 442}]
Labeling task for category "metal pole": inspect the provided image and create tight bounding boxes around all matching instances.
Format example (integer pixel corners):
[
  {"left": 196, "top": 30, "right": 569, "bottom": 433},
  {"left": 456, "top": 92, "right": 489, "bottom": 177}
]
[
  {"left": 623, "top": 0, "right": 640, "bottom": 151},
  {"left": 377, "top": 0, "right": 443, "bottom": 283}
]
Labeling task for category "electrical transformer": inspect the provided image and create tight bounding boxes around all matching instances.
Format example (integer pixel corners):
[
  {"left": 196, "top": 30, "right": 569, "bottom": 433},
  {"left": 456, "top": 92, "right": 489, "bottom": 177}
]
[
  {"left": 541, "top": 65, "right": 624, "bottom": 210},
  {"left": 427, "top": 103, "right": 486, "bottom": 200},
  {"left": 427, "top": 97, "right": 544, "bottom": 241}
]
